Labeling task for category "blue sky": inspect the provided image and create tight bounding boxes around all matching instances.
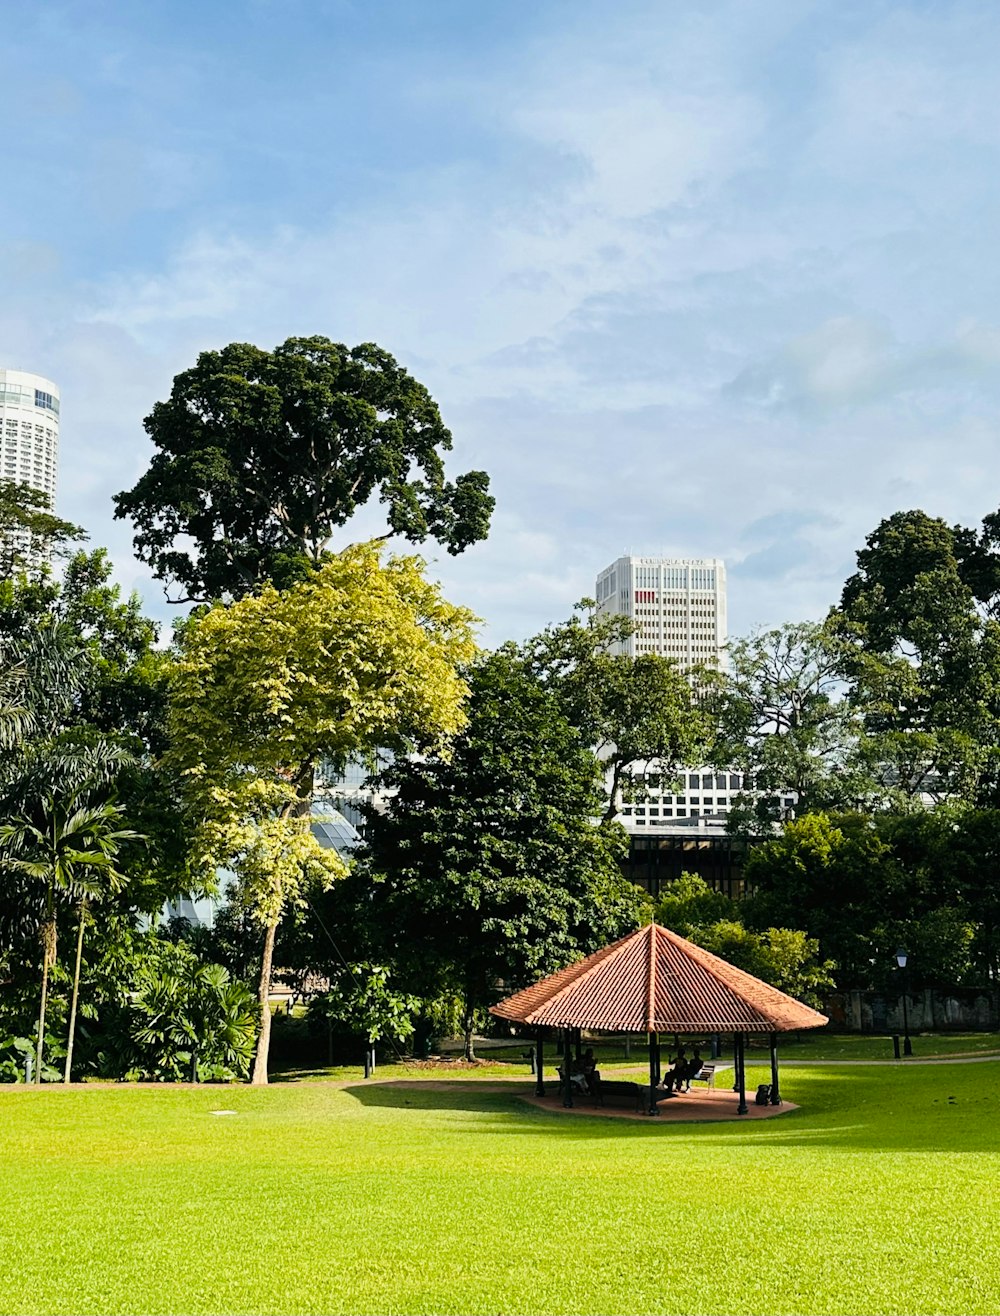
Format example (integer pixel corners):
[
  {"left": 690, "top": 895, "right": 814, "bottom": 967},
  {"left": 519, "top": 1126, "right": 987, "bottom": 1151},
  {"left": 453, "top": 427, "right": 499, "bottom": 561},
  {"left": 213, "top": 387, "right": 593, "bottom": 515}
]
[{"left": 4, "top": 0, "right": 1000, "bottom": 643}]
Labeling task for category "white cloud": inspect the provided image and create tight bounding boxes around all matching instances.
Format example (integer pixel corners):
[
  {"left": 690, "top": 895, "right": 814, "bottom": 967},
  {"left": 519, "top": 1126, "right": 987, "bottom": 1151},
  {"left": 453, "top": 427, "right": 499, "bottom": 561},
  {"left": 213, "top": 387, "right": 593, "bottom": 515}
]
[{"left": 5, "top": 0, "right": 1000, "bottom": 647}]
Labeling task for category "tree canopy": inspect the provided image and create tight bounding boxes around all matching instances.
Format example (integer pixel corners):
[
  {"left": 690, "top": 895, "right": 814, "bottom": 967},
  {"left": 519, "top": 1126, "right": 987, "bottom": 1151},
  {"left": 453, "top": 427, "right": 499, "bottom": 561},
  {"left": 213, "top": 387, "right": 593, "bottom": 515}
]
[
  {"left": 114, "top": 337, "right": 494, "bottom": 602},
  {"left": 357, "top": 647, "right": 647, "bottom": 1058},
  {"left": 523, "top": 606, "right": 711, "bottom": 822},
  {"left": 0, "top": 480, "right": 84, "bottom": 578},
  {"left": 834, "top": 509, "right": 1000, "bottom": 806},
  {"left": 712, "top": 621, "right": 870, "bottom": 829},
  {"left": 167, "top": 542, "right": 479, "bottom": 1080}
]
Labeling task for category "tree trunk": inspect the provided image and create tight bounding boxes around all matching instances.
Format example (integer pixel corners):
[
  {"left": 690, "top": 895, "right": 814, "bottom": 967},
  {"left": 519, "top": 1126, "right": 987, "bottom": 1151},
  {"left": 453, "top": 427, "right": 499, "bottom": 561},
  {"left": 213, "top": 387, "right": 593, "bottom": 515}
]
[
  {"left": 63, "top": 899, "right": 88, "bottom": 1084},
  {"left": 249, "top": 760, "right": 314, "bottom": 1086},
  {"left": 35, "top": 886, "right": 57, "bottom": 1086},
  {"left": 602, "top": 759, "right": 624, "bottom": 825},
  {"left": 251, "top": 916, "right": 279, "bottom": 1085},
  {"left": 293, "top": 758, "right": 315, "bottom": 819}
]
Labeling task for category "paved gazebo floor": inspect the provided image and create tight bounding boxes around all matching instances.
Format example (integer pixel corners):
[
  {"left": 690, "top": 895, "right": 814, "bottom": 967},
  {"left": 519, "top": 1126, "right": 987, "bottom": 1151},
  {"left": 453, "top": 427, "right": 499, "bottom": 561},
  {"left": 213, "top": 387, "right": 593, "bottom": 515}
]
[{"left": 520, "top": 1085, "right": 798, "bottom": 1121}]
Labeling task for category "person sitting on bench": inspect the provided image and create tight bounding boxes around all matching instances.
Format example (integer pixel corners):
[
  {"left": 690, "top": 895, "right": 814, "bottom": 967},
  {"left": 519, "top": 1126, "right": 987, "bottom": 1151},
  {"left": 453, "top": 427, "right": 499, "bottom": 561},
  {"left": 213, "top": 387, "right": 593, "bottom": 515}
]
[
  {"left": 675, "top": 1048, "right": 705, "bottom": 1092},
  {"left": 581, "top": 1047, "right": 601, "bottom": 1094},
  {"left": 660, "top": 1046, "right": 689, "bottom": 1095},
  {"left": 558, "top": 1060, "right": 592, "bottom": 1094}
]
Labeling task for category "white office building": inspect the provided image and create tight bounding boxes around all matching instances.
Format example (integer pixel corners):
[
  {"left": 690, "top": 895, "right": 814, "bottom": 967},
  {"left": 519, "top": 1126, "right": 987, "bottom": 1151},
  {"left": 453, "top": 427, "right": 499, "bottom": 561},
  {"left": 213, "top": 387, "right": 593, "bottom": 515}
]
[
  {"left": 594, "top": 554, "right": 738, "bottom": 832},
  {"left": 0, "top": 369, "right": 60, "bottom": 507},
  {"left": 595, "top": 555, "right": 727, "bottom": 666}
]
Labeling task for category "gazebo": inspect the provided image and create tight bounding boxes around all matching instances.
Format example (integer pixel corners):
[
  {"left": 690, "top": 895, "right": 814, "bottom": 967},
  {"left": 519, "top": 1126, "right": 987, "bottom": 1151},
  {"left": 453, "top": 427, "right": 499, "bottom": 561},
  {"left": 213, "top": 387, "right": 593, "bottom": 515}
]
[{"left": 491, "top": 922, "right": 828, "bottom": 1115}]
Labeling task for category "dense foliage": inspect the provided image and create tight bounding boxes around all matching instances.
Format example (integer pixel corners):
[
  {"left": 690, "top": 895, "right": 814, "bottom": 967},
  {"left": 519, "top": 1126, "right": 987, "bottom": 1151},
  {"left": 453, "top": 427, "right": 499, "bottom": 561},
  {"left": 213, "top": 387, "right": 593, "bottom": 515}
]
[
  {"left": 356, "top": 647, "right": 647, "bottom": 1057},
  {"left": 10, "top": 385, "right": 1000, "bottom": 1084},
  {"left": 114, "top": 336, "right": 494, "bottom": 602},
  {"left": 167, "top": 542, "right": 478, "bottom": 1082}
]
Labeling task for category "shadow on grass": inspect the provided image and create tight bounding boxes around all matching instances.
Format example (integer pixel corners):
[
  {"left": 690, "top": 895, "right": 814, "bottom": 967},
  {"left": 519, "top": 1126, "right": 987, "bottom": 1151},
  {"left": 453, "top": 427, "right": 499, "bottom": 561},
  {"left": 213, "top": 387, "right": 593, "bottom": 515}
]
[{"left": 338, "top": 1064, "right": 1000, "bottom": 1154}]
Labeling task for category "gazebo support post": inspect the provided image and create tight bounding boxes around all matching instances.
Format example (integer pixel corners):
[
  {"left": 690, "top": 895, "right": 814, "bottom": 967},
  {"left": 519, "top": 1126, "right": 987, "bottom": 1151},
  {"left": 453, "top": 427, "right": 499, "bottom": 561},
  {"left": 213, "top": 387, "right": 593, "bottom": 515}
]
[
  {"left": 736, "top": 1033, "right": 748, "bottom": 1115},
  {"left": 535, "top": 1028, "right": 545, "bottom": 1097},
  {"left": 574, "top": 1029, "right": 583, "bottom": 1065},
  {"left": 562, "top": 1028, "right": 573, "bottom": 1108},
  {"left": 769, "top": 1031, "right": 781, "bottom": 1105},
  {"left": 647, "top": 1031, "right": 659, "bottom": 1116},
  {"left": 733, "top": 1033, "right": 740, "bottom": 1092}
]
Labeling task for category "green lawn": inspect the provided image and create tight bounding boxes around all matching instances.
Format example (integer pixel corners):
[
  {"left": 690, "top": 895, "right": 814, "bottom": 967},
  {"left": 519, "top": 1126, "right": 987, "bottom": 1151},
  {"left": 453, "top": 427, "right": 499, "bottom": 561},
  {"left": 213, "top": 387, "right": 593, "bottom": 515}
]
[
  {"left": 275, "top": 1029, "right": 999, "bottom": 1083},
  {"left": 2, "top": 1061, "right": 999, "bottom": 1315}
]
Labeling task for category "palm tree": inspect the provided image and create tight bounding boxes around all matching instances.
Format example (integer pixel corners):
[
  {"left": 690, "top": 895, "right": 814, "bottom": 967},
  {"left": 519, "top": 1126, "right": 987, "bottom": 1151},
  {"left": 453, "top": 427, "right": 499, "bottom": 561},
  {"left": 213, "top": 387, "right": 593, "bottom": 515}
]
[{"left": 0, "top": 795, "right": 139, "bottom": 1083}]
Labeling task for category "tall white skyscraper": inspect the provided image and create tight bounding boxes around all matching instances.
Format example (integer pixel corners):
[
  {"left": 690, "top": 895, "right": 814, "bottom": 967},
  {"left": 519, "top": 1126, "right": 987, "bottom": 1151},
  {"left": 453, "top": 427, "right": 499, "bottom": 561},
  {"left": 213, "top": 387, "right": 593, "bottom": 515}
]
[
  {"left": 0, "top": 369, "right": 60, "bottom": 507},
  {"left": 594, "top": 555, "right": 727, "bottom": 666}
]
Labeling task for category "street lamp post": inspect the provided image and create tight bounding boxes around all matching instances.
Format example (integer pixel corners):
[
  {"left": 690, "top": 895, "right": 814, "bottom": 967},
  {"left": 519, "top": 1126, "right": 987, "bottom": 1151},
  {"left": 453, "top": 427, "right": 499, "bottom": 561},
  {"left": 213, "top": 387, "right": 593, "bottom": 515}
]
[{"left": 895, "top": 948, "right": 913, "bottom": 1056}]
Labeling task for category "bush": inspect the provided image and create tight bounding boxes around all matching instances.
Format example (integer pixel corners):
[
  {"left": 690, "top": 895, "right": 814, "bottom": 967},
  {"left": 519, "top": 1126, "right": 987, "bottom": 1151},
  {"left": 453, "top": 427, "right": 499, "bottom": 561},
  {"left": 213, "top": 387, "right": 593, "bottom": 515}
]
[{"left": 100, "top": 942, "right": 258, "bottom": 1081}]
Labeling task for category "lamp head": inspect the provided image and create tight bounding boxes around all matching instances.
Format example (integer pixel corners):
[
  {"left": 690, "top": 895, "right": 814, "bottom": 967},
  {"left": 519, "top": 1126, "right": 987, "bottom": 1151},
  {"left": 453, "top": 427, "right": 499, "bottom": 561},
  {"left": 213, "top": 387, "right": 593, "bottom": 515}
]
[{"left": 894, "top": 948, "right": 908, "bottom": 969}]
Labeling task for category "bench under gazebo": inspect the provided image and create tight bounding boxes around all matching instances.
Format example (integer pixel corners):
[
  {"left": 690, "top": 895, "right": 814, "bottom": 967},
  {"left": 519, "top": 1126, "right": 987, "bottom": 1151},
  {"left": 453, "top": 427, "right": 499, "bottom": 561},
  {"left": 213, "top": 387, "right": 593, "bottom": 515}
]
[{"left": 491, "top": 922, "right": 828, "bottom": 1115}]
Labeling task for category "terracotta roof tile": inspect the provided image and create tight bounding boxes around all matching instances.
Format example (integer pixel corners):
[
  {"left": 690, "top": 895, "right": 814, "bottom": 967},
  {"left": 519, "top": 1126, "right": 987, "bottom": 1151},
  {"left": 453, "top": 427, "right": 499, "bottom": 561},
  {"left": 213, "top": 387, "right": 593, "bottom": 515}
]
[{"left": 491, "top": 923, "right": 828, "bottom": 1034}]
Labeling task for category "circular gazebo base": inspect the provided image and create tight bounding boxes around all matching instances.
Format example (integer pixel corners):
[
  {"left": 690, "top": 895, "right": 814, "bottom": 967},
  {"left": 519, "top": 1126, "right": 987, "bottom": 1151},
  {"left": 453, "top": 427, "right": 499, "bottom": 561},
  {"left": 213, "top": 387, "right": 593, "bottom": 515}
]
[{"left": 520, "top": 1085, "right": 798, "bottom": 1122}]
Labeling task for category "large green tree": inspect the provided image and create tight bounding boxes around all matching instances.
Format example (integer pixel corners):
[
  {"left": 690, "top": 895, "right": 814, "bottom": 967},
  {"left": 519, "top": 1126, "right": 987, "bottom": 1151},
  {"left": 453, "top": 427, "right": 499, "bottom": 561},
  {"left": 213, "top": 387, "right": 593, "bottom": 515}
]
[
  {"left": 742, "top": 812, "right": 894, "bottom": 985},
  {"left": 167, "top": 543, "right": 478, "bottom": 1082},
  {"left": 834, "top": 509, "right": 1000, "bottom": 806},
  {"left": 712, "top": 621, "right": 869, "bottom": 830},
  {"left": 523, "top": 606, "right": 711, "bottom": 822},
  {"left": 358, "top": 648, "right": 647, "bottom": 1059},
  {"left": 741, "top": 808, "right": 999, "bottom": 989},
  {"left": 0, "top": 551, "right": 175, "bottom": 915},
  {"left": 114, "top": 337, "right": 494, "bottom": 602}
]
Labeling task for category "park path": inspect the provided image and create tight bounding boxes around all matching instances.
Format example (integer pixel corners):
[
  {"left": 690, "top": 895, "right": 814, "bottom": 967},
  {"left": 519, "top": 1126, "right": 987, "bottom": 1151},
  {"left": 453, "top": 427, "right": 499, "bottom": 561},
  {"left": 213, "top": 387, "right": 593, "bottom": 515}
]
[
  {"left": 772, "top": 1053, "right": 1000, "bottom": 1066},
  {"left": 606, "top": 1053, "right": 1000, "bottom": 1071}
]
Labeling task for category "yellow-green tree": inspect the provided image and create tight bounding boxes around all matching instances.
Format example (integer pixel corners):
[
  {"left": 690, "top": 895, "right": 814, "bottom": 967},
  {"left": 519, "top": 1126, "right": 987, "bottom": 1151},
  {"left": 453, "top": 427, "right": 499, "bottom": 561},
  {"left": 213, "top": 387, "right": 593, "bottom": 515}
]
[{"left": 168, "top": 544, "right": 477, "bottom": 1082}]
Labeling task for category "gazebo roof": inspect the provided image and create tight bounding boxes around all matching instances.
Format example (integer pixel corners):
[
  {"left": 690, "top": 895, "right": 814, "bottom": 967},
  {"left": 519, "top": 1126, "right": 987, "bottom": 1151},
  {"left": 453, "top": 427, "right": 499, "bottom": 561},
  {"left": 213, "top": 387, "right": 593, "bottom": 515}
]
[{"left": 491, "top": 922, "right": 828, "bottom": 1034}]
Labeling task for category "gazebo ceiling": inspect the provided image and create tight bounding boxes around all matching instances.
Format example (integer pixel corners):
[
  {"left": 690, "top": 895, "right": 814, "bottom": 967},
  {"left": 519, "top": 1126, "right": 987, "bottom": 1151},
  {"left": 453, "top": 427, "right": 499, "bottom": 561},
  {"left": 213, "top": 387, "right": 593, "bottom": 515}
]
[{"left": 491, "top": 922, "right": 828, "bottom": 1034}]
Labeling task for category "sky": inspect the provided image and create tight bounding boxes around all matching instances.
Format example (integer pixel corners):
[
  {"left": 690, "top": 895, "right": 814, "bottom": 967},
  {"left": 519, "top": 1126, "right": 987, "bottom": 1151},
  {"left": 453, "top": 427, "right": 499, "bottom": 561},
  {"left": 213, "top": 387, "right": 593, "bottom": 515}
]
[{"left": 3, "top": 0, "right": 1000, "bottom": 645}]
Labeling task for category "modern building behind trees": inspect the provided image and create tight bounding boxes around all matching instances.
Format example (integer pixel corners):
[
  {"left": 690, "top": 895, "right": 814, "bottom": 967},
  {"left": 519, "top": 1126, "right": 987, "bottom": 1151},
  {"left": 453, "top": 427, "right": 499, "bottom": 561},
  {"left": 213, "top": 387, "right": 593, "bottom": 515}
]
[
  {"left": 0, "top": 369, "right": 60, "bottom": 505},
  {"left": 594, "top": 553, "right": 762, "bottom": 894},
  {"left": 0, "top": 368, "right": 61, "bottom": 565},
  {"left": 595, "top": 554, "right": 727, "bottom": 664},
  {"left": 594, "top": 553, "right": 733, "bottom": 830}
]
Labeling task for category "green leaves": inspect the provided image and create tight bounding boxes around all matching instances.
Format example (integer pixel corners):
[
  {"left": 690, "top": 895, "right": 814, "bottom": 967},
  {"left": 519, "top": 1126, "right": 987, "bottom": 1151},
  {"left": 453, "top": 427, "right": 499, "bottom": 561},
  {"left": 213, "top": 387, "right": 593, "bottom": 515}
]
[
  {"left": 0, "top": 480, "right": 85, "bottom": 579},
  {"left": 0, "top": 795, "right": 138, "bottom": 903},
  {"left": 834, "top": 509, "right": 1000, "bottom": 808},
  {"left": 523, "top": 606, "right": 711, "bottom": 822},
  {"left": 310, "top": 964, "right": 420, "bottom": 1045},
  {"left": 167, "top": 542, "right": 478, "bottom": 787},
  {"left": 711, "top": 620, "right": 867, "bottom": 828},
  {"left": 358, "top": 647, "right": 646, "bottom": 1034},
  {"left": 114, "top": 336, "right": 494, "bottom": 602},
  {"left": 120, "top": 944, "right": 258, "bottom": 1082}
]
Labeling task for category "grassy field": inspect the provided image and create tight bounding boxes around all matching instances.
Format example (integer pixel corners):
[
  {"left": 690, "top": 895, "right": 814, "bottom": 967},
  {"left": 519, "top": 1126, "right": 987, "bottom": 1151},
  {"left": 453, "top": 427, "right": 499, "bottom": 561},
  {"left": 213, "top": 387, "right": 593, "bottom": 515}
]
[
  {"left": 273, "top": 1030, "right": 1000, "bottom": 1083},
  {"left": 2, "top": 1059, "right": 999, "bottom": 1315}
]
